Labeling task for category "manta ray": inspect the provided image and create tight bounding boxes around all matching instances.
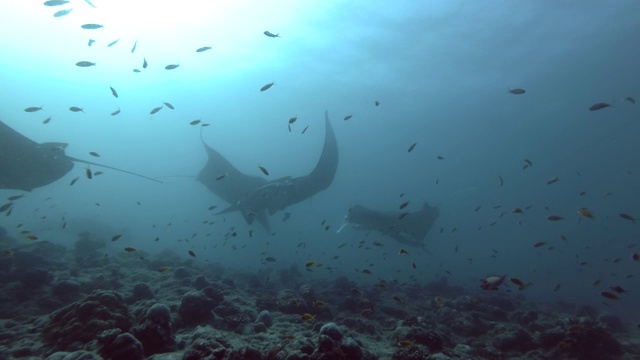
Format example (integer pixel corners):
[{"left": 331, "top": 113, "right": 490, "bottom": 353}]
[
  {"left": 337, "top": 202, "right": 439, "bottom": 247},
  {"left": 197, "top": 110, "right": 338, "bottom": 232},
  {"left": 0, "top": 119, "right": 162, "bottom": 191}
]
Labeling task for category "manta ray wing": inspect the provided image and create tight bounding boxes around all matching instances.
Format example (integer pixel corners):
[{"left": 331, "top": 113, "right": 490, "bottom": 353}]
[{"left": 196, "top": 131, "right": 268, "bottom": 207}]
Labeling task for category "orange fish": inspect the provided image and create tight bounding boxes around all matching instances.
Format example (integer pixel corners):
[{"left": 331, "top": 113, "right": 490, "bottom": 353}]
[
  {"left": 509, "top": 277, "right": 530, "bottom": 290},
  {"left": 158, "top": 266, "right": 171, "bottom": 272},
  {"left": 577, "top": 208, "right": 594, "bottom": 219},
  {"left": 23, "top": 234, "right": 39, "bottom": 241},
  {"left": 300, "top": 313, "right": 315, "bottom": 321},
  {"left": 600, "top": 291, "right": 620, "bottom": 301}
]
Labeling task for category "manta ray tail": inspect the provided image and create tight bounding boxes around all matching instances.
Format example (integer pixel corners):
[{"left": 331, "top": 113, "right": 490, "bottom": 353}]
[{"left": 67, "top": 157, "right": 163, "bottom": 184}]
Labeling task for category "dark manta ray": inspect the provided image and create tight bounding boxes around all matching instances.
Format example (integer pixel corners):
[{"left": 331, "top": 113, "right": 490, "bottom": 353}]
[
  {"left": 0, "top": 119, "right": 162, "bottom": 191},
  {"left": 337, "top": 202, "right": 439, "bottom": 247},
  {"left": 198, "top": 110, "right": 338, "bottom": 232}
]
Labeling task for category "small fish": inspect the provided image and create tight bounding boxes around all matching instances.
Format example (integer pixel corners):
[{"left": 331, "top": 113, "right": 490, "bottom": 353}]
[
  {"left": 436, "top": 155, "right": 444, "bottom": 160},
  {"left": 196, "top": 46, "right": 212, "bottom": 52},
  {"left": 619, "top": 213, "right": 636, "bottom": 223},
  {"left": 305, "top": 261, "right": 316, "bottom": 268},
  {"left": 509, "top": 277, "right": 530, "bottom": 290},
  {"left": 158, "top": 266, "right": 171, "bottom": 272},
  {"left": 24, "top": 106, "right": 43, "bottom": 112},
  {"left": 343, "top": 115, "right": 353, "bottom": 121},
  {"left": 312, "top": 300, "right": 326, "bottom": 308},
  {"left": 361, "top": 269, "right": 372, "bottom": 274},
  {"left": 131, "top": 40, "right": 138, "bottom": 53},
  {"left": 107, "top": 39, "right": 119, "bottom": 47},
  {"left": 81, "top": 24, "right": 103, "bottom": 30},
  {"left": 589, "top": 102, "right": 612, "bottom": 111},
  {"left": 533, "top": 241, "right": 546, "bottom": 248},
  {"left": 498, "top": 175, "right": 504, "bottom": 187},
  {"left": 150, "top": 106, "right": 163, "bottom": 115},
  {"left": 375, "top": 100, "right": 380, "bottom": 106},
  {"left": 360, "top": 308, "right": 373, "bottom": 316},
  {"left": 7, "top": 195, "right": 24, "bottom": 201},
  {"left": 165, "top": 64, "right": 179, "bottom": 70},
  {"left": 631, "top": 252, "right": 639, "bottom": 261},
  {"left": 434, "top": 296, "right": 445, "bottom": 307},
  {"left": 110, "top": 86, "right": 118, "bottom": 98},
  {"left": 265, "top": 256, "right": 276, "bottom": 262},
  {"left": 301, "top": 125, "right": 309, "bottom": 134},
  {"left": 85, "top": 167, "right": 92, "bottom": 179},
  {"left": 94, "top": 171, "right": 103, "bottom": 176},
  {"left": 258, "top": 165, "right": 269, "bottom": 176},
  {"left": 553, "top": 283, "right": 561, "bottom": 292},
  {"left": 507, "top": 88, "right": 526, "bottom": 95},
  {"left": 89, "top": 152, "right": 100, "bottom": 157},
  {"left": 188, "top": 250, "right": 196, "bottom": 257},
  {"left": 622, "top": 96, "right": 636, "bottom": 104},
  {"left": 600, "top": 291, "right": 620, "bottom": 301},
  {"left": 263, "top": 31, "right": 280, "bottom": 38},
  {"left": 23, "top": 234, "right": 39, "bottom": 241},
  {"left": 610, "top": 285, "right": 627, "bottom": 294},
  {"left": 407, "top": 142, "right": 417, "bottom": 153},
  {"left": 163, "top": 102, "right": 174, "bottom": 109},
  {"left": 70, "top": 177, "right": 79, "bottom": 186},
  {"left": 53, "top": 9, "right": 72, "bottom": 17},
  {"left": 480, "top": 275, "right": 505, "bottom": 290},
  {"left": 546, "top": 176, "right": 559, "bottom": 185},
  {"left": 44, "top": 0, "right": 69, "bottom": 5},
  {"left": 547, "top": 215, "right": 564, "bottom": 221},
  {"left": 124, "top": 247, "right": 137, "bottom": 252},
  {"left": 133, "top": 69, "right": 141, "bottom": 73},
  {"left": 260, "top": 82, "right": 275, "bottom": 91},
  {"left": 392, "top": 295, "right": 402, "bottom": 303},
  {"left": 84, "top": 0, "right": 97, "bottom": 8},
  {"left": 399, "top": 248, "right": 409, "bottom": 256},
  {"left": 43, "top": 116, "right": 52, "bottom": 124},
  {"left": 111, "top": 234, "right": 123, "bottom": 242},
  {"left": 76, "top": 61, "right": 95, "bottom": 67},
  {"left": 399, "top": 201, "right": 409, "bottom": 210},
  {"left": 69, "top": 106, "right": 84, "bottom": 112},
  {"left": 143, "top": 58, "right": 148, "bottom": 69},
  {"left": 111, "top": 108, "right": 121, "bottom": 116},
  {"left": 216, "top": 173, "right": 227, "bottom": 181},
  {"left": 398, "top": 212, "right": 408, "bottom": 220},
  {"left": 288, "top": 116, "right": 297, "bottom": 124},
  {"left": 577, "top": 208, "right": 594, "bottom": 219},
  {"left": 190, "top": 120, "right": 201, "bottom": 125},
  {"left": 300, "top": 313, "right": 315, "bottom": 322},
  {"left": 0, "top": 203, "right": 12, "bottom": 213},
  {"left": 88, "top": 39, "right": 95, "bottom": 46}
]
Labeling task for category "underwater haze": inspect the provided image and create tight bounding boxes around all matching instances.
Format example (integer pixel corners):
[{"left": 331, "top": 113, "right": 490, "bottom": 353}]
[{"left": 1, "top": 1, "right": 640, "bottom": 359}]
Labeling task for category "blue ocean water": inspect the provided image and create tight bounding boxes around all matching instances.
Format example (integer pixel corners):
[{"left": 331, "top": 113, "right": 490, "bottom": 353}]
[{"left": 1, "top": 0, "right": 639, "bottom": 326}]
